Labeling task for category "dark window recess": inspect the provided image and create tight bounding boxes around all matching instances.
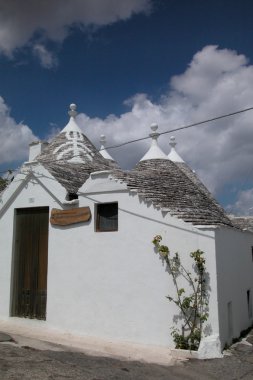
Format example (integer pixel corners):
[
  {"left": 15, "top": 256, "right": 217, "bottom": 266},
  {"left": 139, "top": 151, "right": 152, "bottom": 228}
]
[
  {"left": 251, "top": 247, "right": 253, "bottom": 261},
  {"left": 96, "top": 203, "right": 118, "bottom": 232},
  {"left": 67, "top": 193, "right": 78, "bottom": 201}
]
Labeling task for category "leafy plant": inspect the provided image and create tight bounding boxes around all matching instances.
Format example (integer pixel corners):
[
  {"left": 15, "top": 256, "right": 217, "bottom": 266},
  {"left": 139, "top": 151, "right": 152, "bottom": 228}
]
[{"left": 152, "top": 235, "right": 209, "bottom": 351}]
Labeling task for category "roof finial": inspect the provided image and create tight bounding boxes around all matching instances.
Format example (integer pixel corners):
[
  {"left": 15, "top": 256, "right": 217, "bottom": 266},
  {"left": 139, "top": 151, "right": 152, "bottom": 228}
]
[
  {"left": 168, "top": 135, "right": 184, "bottom": 163},
  {"left": 60, "top": 103, "right": 83, "bottom": 134},
  {"left": 100, "top": 134, "right": 106, "bottom": 146},
  {"left": 150, "top": 123, "right": 159, "bottom": 139},
  {"left": 139, "top": 123, "right": 167, "bottom": 161},
  {"left": 169, "top": 136, "right": 177, "bottom": 148},
  {"left": 99, "top": 134, "right": 114, "bottom": 161},
  {"left": 68, "top": 103, "right": 77, "bottom": 118}
]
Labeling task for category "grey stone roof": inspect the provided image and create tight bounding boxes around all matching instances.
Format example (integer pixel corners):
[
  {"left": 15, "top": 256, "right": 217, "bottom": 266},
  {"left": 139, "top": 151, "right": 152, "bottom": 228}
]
[
  {"left": 37, "top": 132, "right": 117, "bottom": 193},
  {"left": 36, "top": 123, "right": 232, "bottom": 227},
  {"left": 175, "top": 162, "right": 227, "bottom": 216},
  {"left": 113, "top": 159, "right": 233, "bottom": 227},
  {"left": 230, "top": 217, "right": 253, "bottom": 232}
]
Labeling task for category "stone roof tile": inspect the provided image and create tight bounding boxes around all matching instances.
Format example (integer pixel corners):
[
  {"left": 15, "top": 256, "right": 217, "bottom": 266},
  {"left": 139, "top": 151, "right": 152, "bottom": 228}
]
[
  {"left": 112, "top": 159, "right": 233, "bottom": 227},
  {"left": 230, "top": 217, "right": 253, "bottom": 232}
]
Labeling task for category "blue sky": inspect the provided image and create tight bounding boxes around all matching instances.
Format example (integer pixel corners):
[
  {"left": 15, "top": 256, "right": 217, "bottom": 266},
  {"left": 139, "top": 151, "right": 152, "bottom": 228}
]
[{"left": 1, "top": 0, "right": 253, "bottom": 215}]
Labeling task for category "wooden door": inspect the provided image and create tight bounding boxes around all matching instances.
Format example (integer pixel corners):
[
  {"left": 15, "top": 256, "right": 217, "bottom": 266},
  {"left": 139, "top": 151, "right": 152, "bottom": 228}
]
[{"left": 12, "top": 207, "right": 49, "bottom": 320}]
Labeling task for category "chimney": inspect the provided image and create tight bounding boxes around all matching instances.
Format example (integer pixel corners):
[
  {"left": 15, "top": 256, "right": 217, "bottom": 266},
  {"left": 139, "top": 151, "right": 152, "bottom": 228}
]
[{"left": 29, "top": 141, "right": 48, "bottom": 161}]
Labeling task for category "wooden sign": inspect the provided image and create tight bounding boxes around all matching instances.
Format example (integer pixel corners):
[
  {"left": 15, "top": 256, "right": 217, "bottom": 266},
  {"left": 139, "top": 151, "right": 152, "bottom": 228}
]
[{"left": 50, "top": 207, "right": 91, "bottom": 226}]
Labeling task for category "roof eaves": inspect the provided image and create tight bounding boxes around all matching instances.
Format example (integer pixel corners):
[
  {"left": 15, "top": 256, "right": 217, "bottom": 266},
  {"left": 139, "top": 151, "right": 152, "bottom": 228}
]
[{"left": 115, "top": 159, "right": 234, "bottom": 228}]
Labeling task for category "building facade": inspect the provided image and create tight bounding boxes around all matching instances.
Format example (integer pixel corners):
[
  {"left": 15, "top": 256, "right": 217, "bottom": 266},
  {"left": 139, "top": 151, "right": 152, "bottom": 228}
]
[{"left": 0, "top": 104, "right": 253, "bottom": 357}]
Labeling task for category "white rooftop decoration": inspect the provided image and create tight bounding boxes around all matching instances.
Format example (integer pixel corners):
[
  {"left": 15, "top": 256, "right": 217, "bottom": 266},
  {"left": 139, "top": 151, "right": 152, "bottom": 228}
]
[
  {"left": 54, "top": 103, "right": 95, "bottom": 164},
  {"left": 167, "top": 136, "right": 184, "bottom": 163},
  {"left": 99, "top": 135, "right": 114, "bottom": 160},
  {"left": 140, "top": 123, "right": 168, "bottom": 161}
]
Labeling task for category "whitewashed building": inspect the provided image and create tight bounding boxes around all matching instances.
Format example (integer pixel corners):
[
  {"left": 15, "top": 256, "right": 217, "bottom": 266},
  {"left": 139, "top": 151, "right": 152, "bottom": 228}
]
[{"left": 0, "top": 104, "right": 253, "bottom": 358}]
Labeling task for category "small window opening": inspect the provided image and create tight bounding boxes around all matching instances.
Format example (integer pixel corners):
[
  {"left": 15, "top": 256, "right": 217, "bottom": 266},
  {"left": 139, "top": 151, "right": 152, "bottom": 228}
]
[
  {"left": 67, "top": 193, "right": 78, "bottom": 201},
  {"left": 251, "top": 247, "right": 253, "bottom": 261},
  {"left": 247, "top": 290, "right": 252, "bottom": 319},
  {"left": 96, "top": 202, "right": 118, "bottom": 232}
]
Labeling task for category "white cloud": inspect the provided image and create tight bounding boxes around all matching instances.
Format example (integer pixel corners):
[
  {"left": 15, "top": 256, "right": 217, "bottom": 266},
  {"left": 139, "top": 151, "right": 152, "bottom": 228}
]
[
  {"left": 2, "top": 44, "right": 253, "bottom": 215},
  {"left": 170, "top": 45, "right": 248, "bottom": 105},
  {"left": 0, "top": 97, "right": 36, "bottom": 165},
  {"left": 76, "top": 93, "right": 163, "bottom": 168},
  {"left": 33, "top": 44, "right": 57, "bottom": 69},
  {"left": 227, "top": 189, "right": 253, "bottom": 216},
  {"left": 75, "top": 45, "right": 253, "bottom": 215},
  {"left": 0, "top": 0, "right": 152, "bottom": 63}
]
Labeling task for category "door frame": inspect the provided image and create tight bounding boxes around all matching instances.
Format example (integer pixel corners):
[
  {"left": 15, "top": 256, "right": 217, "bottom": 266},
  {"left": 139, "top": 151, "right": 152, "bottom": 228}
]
[{"left": 10, "top": 206, "right": 49, "bottom": 320}]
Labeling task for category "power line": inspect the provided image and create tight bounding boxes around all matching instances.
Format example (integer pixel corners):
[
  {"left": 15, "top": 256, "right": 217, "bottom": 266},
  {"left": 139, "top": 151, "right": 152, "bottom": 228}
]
[
  {"left": 1, "top": 105, "right": 253, "bottom": 172},
  {"left": 104, "top": 106, "right": 253, "bottom": 150}
]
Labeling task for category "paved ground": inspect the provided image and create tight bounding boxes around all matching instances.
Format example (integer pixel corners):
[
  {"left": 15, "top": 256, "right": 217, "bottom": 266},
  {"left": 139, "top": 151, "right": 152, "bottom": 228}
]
[{"left": 0, "top": 332, "right": 253, "bottom": 379}]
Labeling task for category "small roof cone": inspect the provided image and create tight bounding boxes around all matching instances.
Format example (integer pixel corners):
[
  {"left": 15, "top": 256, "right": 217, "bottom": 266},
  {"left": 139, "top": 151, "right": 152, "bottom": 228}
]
[
  {"left": 139, "top": 123, "right": 168, "bottom": 161},
  {"left": 54, "top": 103, "right": 88, "bottom": 163},
  {"left": 168, "top": 136, "right": 184, "bottom": 163},
  {"left": 61, "top": 103, "right": 83, "bottom": 134},
  {"left": 99, "top": 135, "right": 115, "bottom": 161}
]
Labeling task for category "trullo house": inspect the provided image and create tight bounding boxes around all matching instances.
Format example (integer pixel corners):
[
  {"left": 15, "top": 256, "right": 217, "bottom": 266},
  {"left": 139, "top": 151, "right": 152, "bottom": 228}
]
[{"left": 0, "top": 104, "right": 253, "bottom": 359}]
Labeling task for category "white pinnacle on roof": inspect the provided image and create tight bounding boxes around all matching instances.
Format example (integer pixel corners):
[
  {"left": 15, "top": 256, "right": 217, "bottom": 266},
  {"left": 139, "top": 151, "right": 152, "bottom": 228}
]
[
  {"left": 140, "top": 123, "right": 168, "bottom": 161},
  {"left": 167, "top": 136, "right": 184, "bottom": 163},
  {"left": 99, "top": 135, "right": 114, "bottom": 161},
  {"left": 61, "top": 103, "right": 83, "bottom": 134},
  {"left": 54, "top": 103, "right": 95, "bottom": 164}
]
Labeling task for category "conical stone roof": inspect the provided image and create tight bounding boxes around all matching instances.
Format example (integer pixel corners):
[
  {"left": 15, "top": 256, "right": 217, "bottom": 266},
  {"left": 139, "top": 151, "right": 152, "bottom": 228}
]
[
  {"left": 167, "top": 136, "right": 227, "bottom": 217},
  {"left": 112, "top": 126, "right": 232, "bottom": 227},
  {"left": 37, "top": 104, "right": 115, "bottom": 193},
  {"left": 37, "top": 108, "right": 233, "bottom": 227},
  {"left": 113, "top": 159, "right": 232, "bottom": 226}
]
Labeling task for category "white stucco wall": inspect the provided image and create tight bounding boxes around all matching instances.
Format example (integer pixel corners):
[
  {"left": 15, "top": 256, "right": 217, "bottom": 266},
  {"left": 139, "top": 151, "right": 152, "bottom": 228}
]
[
  {"left": 0, "top": 168, "right": 220, "bottom": 349},
  {"left": 0, "top": 167, "right": 65, "bottom": 319},
  {"left": 215, "top": 227, "right": 253, "bottom": 347}
]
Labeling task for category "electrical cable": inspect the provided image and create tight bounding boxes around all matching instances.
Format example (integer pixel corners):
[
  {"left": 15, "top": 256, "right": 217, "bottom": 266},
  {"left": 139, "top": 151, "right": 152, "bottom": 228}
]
[
  {"left": 1, "top": 105, "right": 253, "bottom": 174},
  {"left": 105, "top": 106, "right": 253, "bottom": 150}
]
